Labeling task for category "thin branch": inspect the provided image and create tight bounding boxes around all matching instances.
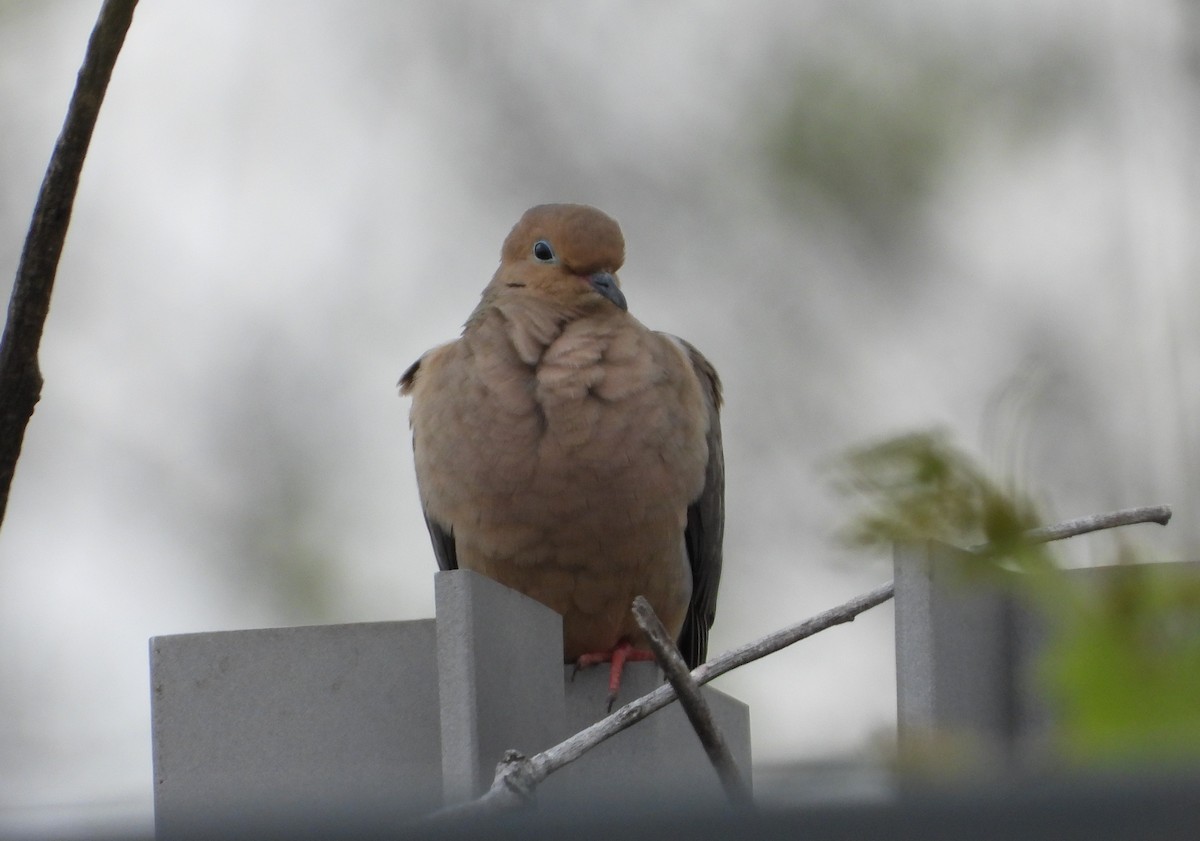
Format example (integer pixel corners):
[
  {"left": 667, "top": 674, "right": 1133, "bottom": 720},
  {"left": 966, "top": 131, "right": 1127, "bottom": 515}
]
[
  {"left": 1015, "top": 504, "right": 1172, "bottom": 546},
  {"left": 424, "top": 503, "right": 1173, "bottom": 822},
  {"left": 631, "top": 596, "right": 753, "bottom": 809},
  {"left": 0, "top": 0, "right": 138, "bottom": 527},
  {"left": 426, "top": 580, "right": 894, "bottom": 823}
]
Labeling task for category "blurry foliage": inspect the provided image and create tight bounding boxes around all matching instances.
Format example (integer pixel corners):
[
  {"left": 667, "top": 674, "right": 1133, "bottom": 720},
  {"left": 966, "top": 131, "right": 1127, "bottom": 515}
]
[
  {"left": 227, "top": 458, "right": 344, "bottom": 624},
  {"left": 765, "top": 37, "right": 1095, "bottom": 247},
  {"left": 830, "top": 429, "right": 1047, "bottom": 574},
  {"left": 207, "top": 344, "right": 348, "bottom": 625},
  {"left": 767, "top": 62, "right": 962, "bottom": 244},
  {"left": 1044, "top": 556, "right": 1200, "bottom": 766},
  {"left": 833, "top": 429, "right": 1200, "bottom": 767}
]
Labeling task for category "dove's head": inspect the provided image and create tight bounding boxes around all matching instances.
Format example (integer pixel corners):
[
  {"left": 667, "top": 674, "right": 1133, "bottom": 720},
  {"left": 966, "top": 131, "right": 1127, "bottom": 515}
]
[{"left": 494, "top": 203, "right": 628, "bottom": 313}]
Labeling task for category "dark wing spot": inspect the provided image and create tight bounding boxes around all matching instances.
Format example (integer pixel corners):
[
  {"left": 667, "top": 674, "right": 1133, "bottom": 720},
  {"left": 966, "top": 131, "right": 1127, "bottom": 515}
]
[
  {"left": 425, "top": 515, "right": 458, "bottom": 572},
  {"left": 398, "top": 357, "right": 422, "bottom": 394}
]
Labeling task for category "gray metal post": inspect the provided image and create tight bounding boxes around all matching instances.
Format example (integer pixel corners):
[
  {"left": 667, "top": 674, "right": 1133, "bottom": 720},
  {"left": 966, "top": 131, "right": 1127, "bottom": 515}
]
[
  {"left": 895, "top": 541, "right": 1200, "bottom": 770},
  {"left": 434, "top": 570, "right": 566, "bottom": 804},
  {"left": 894, "top": 540, "right": 1021, "bottom": 760},
  {"left": 150, "top": 620, "right": 442, "bottom": 835},
  {"left": 149, "top": 570, "right": 752, "bottom": 834}
]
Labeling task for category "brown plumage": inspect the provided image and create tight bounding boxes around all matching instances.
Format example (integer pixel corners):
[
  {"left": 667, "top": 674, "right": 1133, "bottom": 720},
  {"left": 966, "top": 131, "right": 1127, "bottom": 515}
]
[{"left": 400, "top": 203, "right": 724, "bottom": 681}]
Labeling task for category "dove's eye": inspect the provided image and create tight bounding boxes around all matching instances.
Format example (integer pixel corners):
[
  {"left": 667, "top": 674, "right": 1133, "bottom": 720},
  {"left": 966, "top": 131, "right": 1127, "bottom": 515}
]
[{"left": 532, "top": 240, "right": 555, "bottom": 263}]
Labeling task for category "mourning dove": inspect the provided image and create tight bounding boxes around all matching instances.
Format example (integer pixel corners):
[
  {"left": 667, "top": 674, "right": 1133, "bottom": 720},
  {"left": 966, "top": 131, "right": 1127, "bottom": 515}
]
[{"left": 400, "top": 204, "right": 724, "bottom": 704}]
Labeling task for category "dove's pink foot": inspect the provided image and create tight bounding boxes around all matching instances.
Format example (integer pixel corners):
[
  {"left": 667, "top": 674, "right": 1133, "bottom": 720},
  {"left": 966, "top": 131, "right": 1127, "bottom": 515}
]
[{"left": 573, "top": 639, "right": 656, "bottom": 711}]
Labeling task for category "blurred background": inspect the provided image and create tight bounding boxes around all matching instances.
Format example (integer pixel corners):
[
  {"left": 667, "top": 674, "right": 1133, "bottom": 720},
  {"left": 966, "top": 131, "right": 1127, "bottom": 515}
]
[{"left": 1, "top": 0, "right": 1197, "bottom": 832}]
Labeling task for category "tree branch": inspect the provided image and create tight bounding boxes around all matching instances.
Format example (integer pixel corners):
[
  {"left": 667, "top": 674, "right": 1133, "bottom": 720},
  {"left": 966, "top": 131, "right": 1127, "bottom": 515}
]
[
  {"left": 427, "top": 580, "right": 895, "bottom": 822},
  {"left": 1012, "top": 504, "right": 1172, "bottom": 547},
  {"left": 0, "top": 0, "right": 138, "bottom": 527},
  {"left": 631, "top": 595, "right": 753, "bottom": 809},
  {"left": 423, "top": 503, "right": 1173, "bottom": 822}
]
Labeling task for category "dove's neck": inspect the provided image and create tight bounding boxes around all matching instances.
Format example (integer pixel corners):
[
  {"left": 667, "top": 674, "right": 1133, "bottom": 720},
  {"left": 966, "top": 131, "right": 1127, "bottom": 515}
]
[{"left": 470, "top": 294, "right": 579, "bottom": 366}]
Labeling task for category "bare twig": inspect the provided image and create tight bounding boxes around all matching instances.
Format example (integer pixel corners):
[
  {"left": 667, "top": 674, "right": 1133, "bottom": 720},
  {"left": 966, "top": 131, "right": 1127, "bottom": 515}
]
[
  {"left": 692, "top": 580, "right": 899, "bottom": 685},
  {"left": 631, "top": 595, "right": 753, "bottom": 809},
  {"left": 425, "top": 503, "right": 1173, "bottom": 822},
  {"left": 0, "top": 0, "right": 138, "bottom": 527},
  {"left": 1012, "top": 504, "right": 1172, "bottom": 547},
  {"left": 427, "top": 580, "right": 894, "bottom": 823}
]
